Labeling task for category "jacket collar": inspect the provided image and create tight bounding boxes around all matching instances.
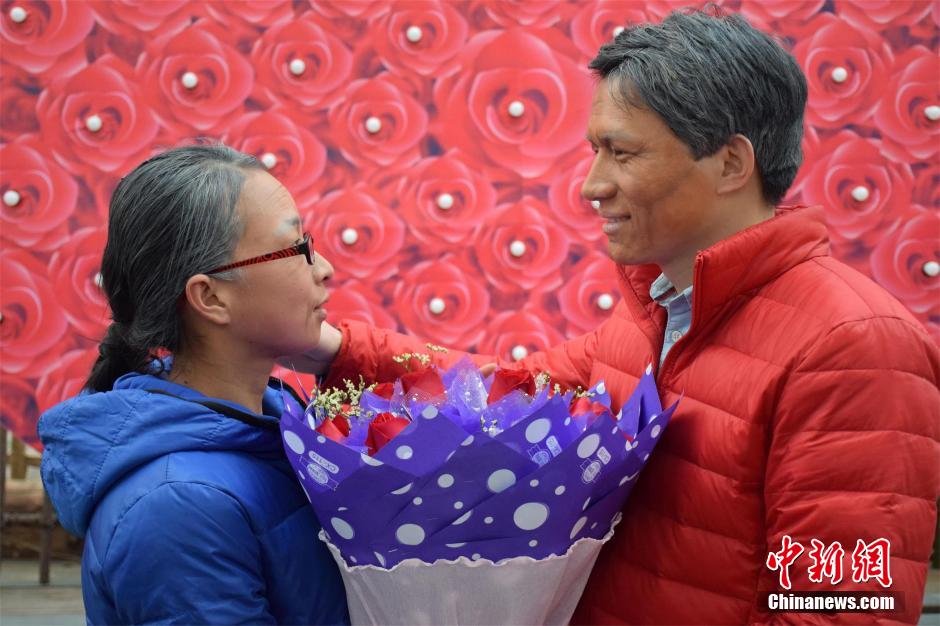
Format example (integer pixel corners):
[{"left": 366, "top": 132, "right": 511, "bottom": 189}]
[{"left": 616, "top": 206, "right": 831, "bottom": 339}]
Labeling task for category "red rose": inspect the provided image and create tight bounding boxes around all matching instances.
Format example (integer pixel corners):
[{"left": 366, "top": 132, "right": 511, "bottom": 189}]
[
  {"left": 793, "top": 13, "right": 892, "bottom": 128},
  {"left": 469, "top": 0, "right": 576, "bottom": 28},
  {"left": 371, "top": 382, "right": 395, "bottom": 400},
  {"left": 912, "top": 164, "right": 938, "bottom": 211},
  {"left": 377, "top": 150, "right": 498, "bottom": 251},
  {"left": 324, "top": 280, "right": 398, "bottom": 331},
  {"left": 794, "top": 130, "right": 913, "bottom": 248},
  {"left": 328, "top": 73, "right": 428, "bottom": 169},
  {"left": 369, "top": 1, "right": 469, "bottom": 77},
  {"left": 478, "top": 310, "right": 565, "bottom": 363},
  {"left": 0, "top": 63, "right": 40, "bottom": 142},
  {"left": 205, "top": 1, "right": 295, "bottom": 29},
  {"left": 737, "top": 0, "right": 820, "bottom": 36},
  {"left": 136, "top": 20, "right": 254, "bottom": 135},
  {"left": 432, "top": 28, "right": 593, "bottom": 180},
  {"left": 250, "top": 15, "right": 353, "bottom": 112},
  {"left": 316, "top": 416, "right": 347, "bottom": 443},
  {"left": 224, "top": 110, "right": 327, "bottom": 199},
  {"left": 0, "top": 249, "right": 69, "bottom": 375},
  {"left": 365, "top": 412, "right": 410, "bottom": 456},
  {"left": 34, "top": 347, "right": 97, "bottom": 414},
  {"left": 0, "top": 136, "right": 77, "bottom": 251},
  {"left": 394, "top": 255, "right": 490, "bottom": 350},
  {"left": 569, "top": 1, "right": 650, "bottom": 60},
  {"left": 870, "top": 208, "right": 939, "bottom": 315},
  {"left": 475, "top": 197, "right": 571, "bottom": 295},
  {"left": 558, "top": 251, "right": 622, "bottom": 336},
  {"left": 0, "top": 0, "right": 94, "bottom": 75},
  {"left": 487, "top": 368, "right": 536, "bottom": 404},
  {"left": 400, "top": 367, "right": 446, "bottom": 397},
  {"left": 1, "top": 374, "right": 41, "bottom": 450},
  {"left": 833, "top": 0, "right": 932, "bottom": 31},
  {"left": 36, "top": 54, "right": 160, "bottom": 176},
  {"left": 547, "top": 150, "right": 605, "bottom": 243},
  {"left": 570, "top": 396, "right": 608, "bottom": 418},
  {"left": 873, "top": 47, "right": 939, "bottom": 162},
  {"left": 48, "top": 227, "right": 109, "bottom": 341},
  {"left": 308, "top": 0, "right": 390, "bottom": 20},
  {"left": 89, "top": 0, "right": 194, "bottom": 40},
  {"left": 305, "top": 188, "right": 406, "bottom": 282}
]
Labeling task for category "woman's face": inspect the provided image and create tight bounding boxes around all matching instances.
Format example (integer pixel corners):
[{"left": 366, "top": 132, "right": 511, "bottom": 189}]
[{"left": 222, "top": 169, "right": 333, "bottom": 359}]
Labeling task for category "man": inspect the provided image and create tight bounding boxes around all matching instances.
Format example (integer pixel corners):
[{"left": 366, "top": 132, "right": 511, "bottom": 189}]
[{"left": 298, "top": 10, "right": 939, "bottom": 624}]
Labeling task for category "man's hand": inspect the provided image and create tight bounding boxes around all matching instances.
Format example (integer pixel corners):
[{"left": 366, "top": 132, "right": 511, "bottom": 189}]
[{"left": 277, "top": 321, "right": 343, "bottom": 376}]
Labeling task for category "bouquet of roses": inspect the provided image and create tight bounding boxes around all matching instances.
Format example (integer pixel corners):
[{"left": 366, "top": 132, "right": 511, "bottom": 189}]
[{"left": 279, "top": 353, "right": 677, "bottom": 625}]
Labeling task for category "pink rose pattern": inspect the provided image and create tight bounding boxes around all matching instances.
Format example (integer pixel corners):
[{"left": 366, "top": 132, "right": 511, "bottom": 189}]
[{"left": 0, "top": 1, "right": 936, "bottom": 447}]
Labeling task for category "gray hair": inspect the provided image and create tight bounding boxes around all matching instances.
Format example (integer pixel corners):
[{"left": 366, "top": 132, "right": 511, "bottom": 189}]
[
  {"left": 86, "top": 143, "right": 263, "bottom": 392},
  {"left": 589, "top": 8, "right": 807, "bottom": 204}
]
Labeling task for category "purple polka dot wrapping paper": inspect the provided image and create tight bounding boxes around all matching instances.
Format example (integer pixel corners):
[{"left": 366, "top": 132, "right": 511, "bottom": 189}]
[{"left": 280, "top": 362, "right": 677, "bottom": 573}]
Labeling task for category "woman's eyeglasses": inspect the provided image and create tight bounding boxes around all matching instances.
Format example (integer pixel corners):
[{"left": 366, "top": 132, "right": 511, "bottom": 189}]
[{"left": 206, "top": 232, "right": 313, "bottom": 275}]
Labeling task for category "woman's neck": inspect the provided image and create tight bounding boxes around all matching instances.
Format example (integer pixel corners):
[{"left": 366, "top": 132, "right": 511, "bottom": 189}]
[{"left": 168, "top": 351, "right": 272, "bottom": 415}]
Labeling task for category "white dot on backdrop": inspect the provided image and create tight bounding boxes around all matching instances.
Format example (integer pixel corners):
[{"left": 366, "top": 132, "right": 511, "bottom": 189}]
[
  {"left": 564, "top": 417, "right": 571, "bottom": 426},
  {"left": 422, "top": 405, "right": 439, "bottom": 419},
  {"left": 330, "top": 517, "right": 355, "bottom": 540},
  {"left": 396, "top": 445, "right": 413, "bottom": 460},
  {"left": 454, "top": 501, "right": 464, "bottom": 510},
  {"left": 317, "top": 435, "right": 326, "bottom": 444},
  {"left": 438, "top": 473, "right": 455, "bottom": 488},
  {"left": 596, "top": 382, "right": 606, "bottom": 395},
  {"left": 446, "top": 542, "right": 466, "bottom": 548},
  {"left": 529, "top": 539, "right": 538, "bottom": 547},
  {"left": 570, "top": 516, "right": 588, "bottom": 540},
  {"left": 413, "top": 497, "right": 423, "bottom": 505},
  {"left": 484, "top": 516, "right": 493, "bottom": 524},
  {"left": 529, "top": 479, "right": 539, "bottom": 487},
  {"left": 525, "top": 418, "right": 551, "bottom": 443},
  {"left": 374, "top": 552, "right": 386, "bottom": 567},
  {"left": 461, "top": 435, "right": 474, "bottom": 446},
  {"left": 555, "top": 485, "right": 566, "bottom": 495},
  {"left": 452, "top": 510, "right": 472, "bottom": 525},
  {"left": 471, "top": 553, "right": 481, "bottom": 561},
  {"left": 577, "top": 433, "right": 601, "bottom": 458},
  {"left": 396, "top": 523, "right": 426, "bottom": 545},
  {"left": 391, "top": 482, "right": 413, "bottom": 495},
  {"left": 513, "top": 502, "right": 549, "bottom": 531},
  {"left": 583, "top": 497, "right": 591, "bottom": 511},
  {"left": 487, "top": 469, "right": 516, "bottom": 493},
  {"left": 282, "top": 431, "right": 305, "bottom": 454},
  {"left": 650, "top": 424, "right": 662, "bottom": 438}
]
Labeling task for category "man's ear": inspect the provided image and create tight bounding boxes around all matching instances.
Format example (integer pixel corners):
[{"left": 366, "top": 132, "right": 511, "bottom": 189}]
[
  {"left": 181, "top": 274, "right": 232, "bottom": 326},
  {"left": 715, "top": 133, "right": 756, "bottom": 195}
]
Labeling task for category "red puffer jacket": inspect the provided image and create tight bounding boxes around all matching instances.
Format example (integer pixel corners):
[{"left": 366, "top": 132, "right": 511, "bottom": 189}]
[{"left": 324, "top": 207, "right": 939, "bottom": 624}]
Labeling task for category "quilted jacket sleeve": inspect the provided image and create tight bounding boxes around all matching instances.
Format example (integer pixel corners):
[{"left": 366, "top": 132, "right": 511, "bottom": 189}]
[
  {"left": 103, "top": 482, "right": 277, "bottom": 625},
  {"left": 752, "top": 317, "right": 940, "bottom": 625},
  {"left": 322, "top": 319, "right": 600, "bottom": 392}
]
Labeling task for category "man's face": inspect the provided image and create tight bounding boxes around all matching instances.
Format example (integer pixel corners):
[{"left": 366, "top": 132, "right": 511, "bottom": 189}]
[{"left": 582, "top": 79, "right": 721, "bottom": 275}]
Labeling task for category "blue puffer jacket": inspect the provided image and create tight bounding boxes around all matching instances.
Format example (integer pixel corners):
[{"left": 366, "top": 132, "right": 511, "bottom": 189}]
[{"left": 39, "top": 371, "right": 349, "bottom": 625}]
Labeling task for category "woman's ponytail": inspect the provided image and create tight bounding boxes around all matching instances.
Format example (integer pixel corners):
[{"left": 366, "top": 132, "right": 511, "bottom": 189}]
[{"left": 84, "top": 322, "right": 148, "bottom": 392}]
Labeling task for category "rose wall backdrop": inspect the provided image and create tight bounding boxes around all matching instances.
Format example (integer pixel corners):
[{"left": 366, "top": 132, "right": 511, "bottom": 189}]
[{"left": 0, "top": 0, "right": 938, "bottom": 449}]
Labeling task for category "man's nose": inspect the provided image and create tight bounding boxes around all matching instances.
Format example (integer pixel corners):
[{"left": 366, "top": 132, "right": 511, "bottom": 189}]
[{"left": 581, "top": 156, "right": 616, "bottom": 205}]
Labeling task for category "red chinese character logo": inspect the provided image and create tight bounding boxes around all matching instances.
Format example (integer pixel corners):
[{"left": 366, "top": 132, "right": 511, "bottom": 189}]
[
  {"left": 807, "top": 539, "right": 845, "bottom": 585},
  {"left": 851, "top": 538, "right": 893, "bottom": 588},
  {"left": 766, "top": 534, "right": 805, "bottom": 590}
]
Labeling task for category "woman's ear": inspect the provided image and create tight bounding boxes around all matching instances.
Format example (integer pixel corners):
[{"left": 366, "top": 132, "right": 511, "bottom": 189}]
[
  {"left": 715, "top": 133, "right": 756, "bottom": 196},
  {"left": 181, "top": 274, "right": 232, "bottom": 326}
]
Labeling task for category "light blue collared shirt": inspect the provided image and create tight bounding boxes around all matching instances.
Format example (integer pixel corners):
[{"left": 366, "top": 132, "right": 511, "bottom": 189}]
[{"left": 649, "top": 273, "right": 693, "bottom": 367}]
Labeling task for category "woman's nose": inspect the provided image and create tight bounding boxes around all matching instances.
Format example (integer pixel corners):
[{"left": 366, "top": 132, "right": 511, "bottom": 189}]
[{"left": 313, "top": 252, "right": 334, "bottom": 282}]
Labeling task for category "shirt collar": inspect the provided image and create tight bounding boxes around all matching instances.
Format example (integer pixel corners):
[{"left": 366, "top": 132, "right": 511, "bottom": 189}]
[{"left": 649, "top": 273, "right": 692, "bottom": 308}]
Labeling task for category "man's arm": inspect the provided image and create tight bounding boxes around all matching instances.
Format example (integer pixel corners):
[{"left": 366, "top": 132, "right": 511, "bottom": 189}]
[
  {"left": 292, "top": 317, "right": 604, "bottom": 392},
  {"left": 751, "top": 317, "right": 940, "bottom": 625}
]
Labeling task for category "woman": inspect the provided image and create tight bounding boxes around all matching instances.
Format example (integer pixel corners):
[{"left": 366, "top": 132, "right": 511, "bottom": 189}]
[{"left": 38, "top": 144, "right": 348, "bottom": 625}]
